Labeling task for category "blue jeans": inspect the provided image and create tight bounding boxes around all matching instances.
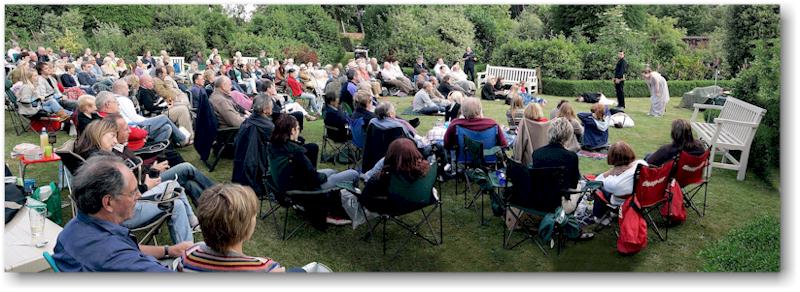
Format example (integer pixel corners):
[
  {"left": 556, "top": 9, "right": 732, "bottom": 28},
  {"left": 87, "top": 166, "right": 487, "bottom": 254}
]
[
  {"left": 137, "top": 115, "right": 186, "bottom": 145},
  {"left": 299, "top": 92, "right": 322, "bottom": 114},
  {"left": 122, "top": 197, "right": 193, "bottom": 244},
  {"left": 42, "top": 98, "right": 72, "bottom": 116},
  {"left": 416, "top": 105, "right": 444, "bottom": 115},
  {"left": 161, "top": 162, "right": 215, "bottom": 204},
  {"left": 318, "top": 169, "right": 360, "bottom": 190}
]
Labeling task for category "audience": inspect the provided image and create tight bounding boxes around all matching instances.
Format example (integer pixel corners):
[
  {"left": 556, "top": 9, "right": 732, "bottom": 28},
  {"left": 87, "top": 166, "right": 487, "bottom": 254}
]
[
  {"left": 286, "top": 68, "right": 322, "bottom": 114},
  {"left": 76, "top": 94, "right": 100, "bottom": 135},
  {"left": 359, "top": 138, "right": 431, "bottom": 213},
  {"left": 443, "top": 97, "right": 508, "bottom": 150},
  {"left": 113, "top": 79, "right": 192, "bottom": 147},
  {"left": 645, "top": 119, "right": 705, "bottom": 166},
  {"left": 209, "top": 76, "right": 248, "bottom": 128},
  {"left": 592, "top": 141, "right": 648, "bottom": 221},
  {"left": 178, "top": 184, "right": 300, "bottom": 272},
  {"left": 506, "top": 94, "right": 525, "bottom": 133},
  {"left": 512, "top": 103, "right": 551, "bottom": 165},
  {"left": 578, "top": 103, "right": 611, "bottom": 151},
  {"left": 13, "top": 66, "right": 71, "bottom": 119},
  {"left": 232, "top": 95, "right": 274, "bottom": 196},
  {"left": 73, "top": 119, "right": 197, "bottom": 246},
  {"left": 412, "top": 81, "right": 448, "bottom": 115},
  {"left": 268, "top": 114, "right": 358, "bottom": 229},
  {"left": 53, "top": 155, "right": 193, "bottom": 272},
  {"left": 555, "top": 102, "right": 583, "bottom": 152}
]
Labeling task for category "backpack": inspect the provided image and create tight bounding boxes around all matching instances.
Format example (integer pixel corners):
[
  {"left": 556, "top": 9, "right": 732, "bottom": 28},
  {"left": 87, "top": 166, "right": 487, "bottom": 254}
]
[
  {"left": 617, "top": 196, "right": 648, "bottom": 255},
  {"left": 660, "top": 180, "right": 687, "bottom": 224}
]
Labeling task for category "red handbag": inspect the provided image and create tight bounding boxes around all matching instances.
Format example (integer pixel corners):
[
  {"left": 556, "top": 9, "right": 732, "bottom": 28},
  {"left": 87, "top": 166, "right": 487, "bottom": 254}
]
[
  {"left": 618, "top": 196, "right": 648, "bottom": 255},
  {"left": 660, "top": 180, "right": 687, "bottom": 223}
]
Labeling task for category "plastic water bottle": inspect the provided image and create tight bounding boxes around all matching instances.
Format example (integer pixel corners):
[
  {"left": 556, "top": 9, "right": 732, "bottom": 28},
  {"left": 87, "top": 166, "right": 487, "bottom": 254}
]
[
  {"left": 496, "top": 170, "right": 506, "bottom": 186},
  {"left": 39, "top": 128, "right": 48, "bottom": 152}
]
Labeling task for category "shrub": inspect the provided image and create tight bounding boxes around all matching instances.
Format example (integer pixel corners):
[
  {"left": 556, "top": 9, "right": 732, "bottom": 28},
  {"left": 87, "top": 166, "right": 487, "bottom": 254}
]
[
  {"left": 542, "top": 78, "right": 736, "bottom": 98},
  {"left": 90, "top": 22, "right": 129, "bottom": 59},
  {"left": 250, "top": 5, "right": 344, "bottom": 64},
  {"left": 464, "top": 5, "right": 515, "bottom": 61},
  {"left": 283, "top": 44, "right": 319, "bottom": 65},
  {"left": 491, "top": 35, "right": 580, "bottom": 79},
  {"left": 126, "top": 29, "right": 164, "bottom": 60},
  {"left": 363, "top": 5, "right": 474, "bottom": 66},
  {"left": 731, "top": 39, "right": 780, "bottom": 178},
  {"left": 725, "top": 5, "right": 779, "bottom": 77},
  {"left": 159, "top": 26, "right": 207, "bottom": 59},
  {"left": 511, "top": 9, "right": 544, "bottom": 41},
  {"left": 698, "top": 215, "right": 780, "bottom": 272}
]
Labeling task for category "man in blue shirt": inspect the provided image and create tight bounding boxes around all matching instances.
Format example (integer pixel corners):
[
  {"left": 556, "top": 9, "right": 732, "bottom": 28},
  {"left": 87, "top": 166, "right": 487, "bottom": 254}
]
[
  {"left": 190, "top": 73, "right": 208, "bottom": 111},
  {"left": 53, "top": 155, "right": 192, "bottom": 272}
]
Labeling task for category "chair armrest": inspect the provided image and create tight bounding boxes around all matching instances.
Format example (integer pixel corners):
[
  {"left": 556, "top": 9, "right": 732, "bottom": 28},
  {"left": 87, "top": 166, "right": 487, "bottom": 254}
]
[
  {"left": 218, "top": 127, "right": 239, "bottom": 134},
  {"left": 286, "top": 187, "right": 341, "bottom": 196},
  {"left": 713, "top": 118, "right": 760, "bottom": 129}
]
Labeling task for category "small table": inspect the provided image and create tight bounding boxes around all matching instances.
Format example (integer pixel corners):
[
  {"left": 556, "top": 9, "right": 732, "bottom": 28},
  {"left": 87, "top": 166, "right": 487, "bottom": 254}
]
[
  {"left": 17, "top": 153, "right": 63, "bottom": 190},
  {"left": 4, "top": 206, "right": 63, "bottom": 272}
]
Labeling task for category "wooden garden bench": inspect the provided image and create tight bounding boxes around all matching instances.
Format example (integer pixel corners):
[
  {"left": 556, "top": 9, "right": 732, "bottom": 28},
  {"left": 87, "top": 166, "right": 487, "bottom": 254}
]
[
  {"left": 477, "top": 65, "right": 540, "bottom": 94},
  {"left": 690, "top": 96, "right": 766, "bottom": 181}
]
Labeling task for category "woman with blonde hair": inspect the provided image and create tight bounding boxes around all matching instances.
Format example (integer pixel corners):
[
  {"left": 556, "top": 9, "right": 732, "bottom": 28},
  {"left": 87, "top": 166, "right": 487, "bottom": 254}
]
[
  {"left": 506, "top": 94, "right": 525, "bottom": 132},
  {"left": 76, "top": 94, "right": 100, "bottom": 135},
  {"left": 178, "top": 183, "right": 304, "bottom": 272},
  {"left": 556, "top": 102, "right": 583, "bottom": 152},
  {"left": 523, "top": 102, "right": 548, "bottom": 122},
  {"left": 15, "top": 66, "right": 71, "bottom": 119}
]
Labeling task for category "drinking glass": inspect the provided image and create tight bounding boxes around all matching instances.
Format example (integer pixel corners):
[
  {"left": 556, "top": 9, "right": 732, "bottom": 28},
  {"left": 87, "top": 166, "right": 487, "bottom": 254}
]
[{"left": 29, "top": 206, "right": 47, "bottom": 247}]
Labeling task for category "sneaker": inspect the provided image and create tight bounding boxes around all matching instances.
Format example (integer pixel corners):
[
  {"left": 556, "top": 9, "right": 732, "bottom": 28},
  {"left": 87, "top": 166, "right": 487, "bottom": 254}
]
[
  {"left": 177, "top": 127, "right": 192, "bottom": 146},
  {"left": 326, "top": 216, "right": 352, "bottom": 226}
]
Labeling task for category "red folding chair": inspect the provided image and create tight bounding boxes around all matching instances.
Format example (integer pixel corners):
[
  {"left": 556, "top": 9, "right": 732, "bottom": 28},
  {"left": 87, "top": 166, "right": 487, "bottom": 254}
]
[
  {"left": 632, "top": 160, "right": 675, "bottom": 241},
  {"left": 674, "top": 149, "right": 711, "bottom": 217}
]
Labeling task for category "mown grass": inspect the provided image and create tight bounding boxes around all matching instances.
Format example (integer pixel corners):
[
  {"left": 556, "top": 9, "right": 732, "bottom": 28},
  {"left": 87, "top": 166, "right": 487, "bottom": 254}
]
[
  {"left": 698, "top": 215, "right": 780, "bottom": 272},
  {"left": 3, "top": 92, "right": 780, "bottom": 272}
]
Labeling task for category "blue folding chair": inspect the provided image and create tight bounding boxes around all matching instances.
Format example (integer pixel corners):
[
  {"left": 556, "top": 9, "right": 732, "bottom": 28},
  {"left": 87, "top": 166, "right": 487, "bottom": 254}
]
[
  {"left": 453, "top": 125, "right": 507, "bottom": 224},
  {"left": 43, "top": 251, "right": 60, "bottom": 272}
]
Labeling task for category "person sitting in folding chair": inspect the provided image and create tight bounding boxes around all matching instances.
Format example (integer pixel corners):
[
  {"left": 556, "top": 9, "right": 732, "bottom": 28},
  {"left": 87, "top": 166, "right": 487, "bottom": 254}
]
[
  {"left": 321, "top": 92, "right": 356, "bottom": 164},
  {"left": 12, "top": 65, "right": 72, "bottom": 120},
  {"left": 591, "top": 141, "right": 648, "bottom": 226},
  {"left": 52, "top": 156, "right": 193, "bottom": 272},
  {"left": 645, "top": 119, "right": 705, "bottom": 167},
  {"left": 232, "top": 95, "right": 274, "bottom": 197},
  {"left": 73, "top": 120, "right": 197, "bottom": 246},
  {"left": 357, "top": 138, "right": 442, "bottom": 254},
  {"left": 177, "top": 183, "right": 307, "bottom": 273},
  {"left": 268, "top": 114, "right": 360, "bottom": 229},
  {"left": 443, "top": 97, "right": 509, "bottom": 154}
]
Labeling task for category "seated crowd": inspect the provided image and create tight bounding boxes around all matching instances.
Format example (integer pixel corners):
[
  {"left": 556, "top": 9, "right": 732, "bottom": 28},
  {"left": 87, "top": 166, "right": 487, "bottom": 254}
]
[{"left": 4, "top": 45, "right": 705, "bottom": 272}]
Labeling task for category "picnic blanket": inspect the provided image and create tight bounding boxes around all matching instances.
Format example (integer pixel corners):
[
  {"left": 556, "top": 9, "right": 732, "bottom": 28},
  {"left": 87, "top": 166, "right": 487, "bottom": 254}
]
[
  {"left": 400, "top": 106, "right": 423, "bottom": 116},
  {"left": 578, "top": 150, "right": 607, "bottom": 160}
]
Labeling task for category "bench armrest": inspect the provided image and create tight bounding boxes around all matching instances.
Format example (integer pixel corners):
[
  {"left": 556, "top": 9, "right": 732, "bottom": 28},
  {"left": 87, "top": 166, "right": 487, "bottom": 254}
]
[
  {"left": 693, "top": 103, "right": 724, "bottom": 110},
  {"left": 714, "top": 118, "right": 760, "bottom": 129}
]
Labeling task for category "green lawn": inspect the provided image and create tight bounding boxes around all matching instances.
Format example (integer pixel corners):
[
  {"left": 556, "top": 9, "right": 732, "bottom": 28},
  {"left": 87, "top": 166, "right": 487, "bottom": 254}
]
[{"left": 3, "top": 94, "right": 780, "bottom": 271}]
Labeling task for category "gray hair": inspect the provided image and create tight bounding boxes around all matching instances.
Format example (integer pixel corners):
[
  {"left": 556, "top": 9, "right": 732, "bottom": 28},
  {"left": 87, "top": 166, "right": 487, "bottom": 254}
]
[
  {"left": 214, "top": 75, "right": 231, "bottom": 89},
  {"left": 375, "top": 101, "right": 395, "bottom": 119},
  {"left": 548, "top": 117, "right": 574, "bottom": 146},
  {"left": 73, "top": 154, "right": 128, "bottom": 215},
  {"left": 252, "top": 95, "right": 272, "bottom": 116},
  {"left": 461, "top": 97, "right": 482, "bottom": 119},
  {"left": 358, "top": 81, "right": 372, "bottom": 91},
  {"left": 95, "top": 91, "right": 117, "bottom": 111},
  {"left": 111, "top": 79, "right": 128, "bottom": 96}
]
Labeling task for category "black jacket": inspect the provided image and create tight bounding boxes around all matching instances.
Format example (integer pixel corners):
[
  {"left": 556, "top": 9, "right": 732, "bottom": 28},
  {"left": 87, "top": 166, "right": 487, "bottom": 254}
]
[
  {"left": 614, "top": 58, "right": 627, "bottom": 79},
  {"left": 268, "top": 140, "right": 326, "bottom": 194},
  {"left": 232, "top": 114, "right": 274, "bottom": 196},
  {"left": 60, "top": 74, "right": 78, "bottom": 88},
  {"left": 481, "top": 83, "right": 497, "bottom": 100},
  {"left": 137, "top": 87, "right": 165, "bottom": 113},
  {"left": 531, "top": 142, "right": 581, "bottom": 190}
]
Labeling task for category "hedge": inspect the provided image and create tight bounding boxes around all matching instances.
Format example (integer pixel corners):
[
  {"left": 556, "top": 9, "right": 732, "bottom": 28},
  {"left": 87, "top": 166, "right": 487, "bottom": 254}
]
[{"left": 541, "top": 79, "right": 736, "bottom": 97}]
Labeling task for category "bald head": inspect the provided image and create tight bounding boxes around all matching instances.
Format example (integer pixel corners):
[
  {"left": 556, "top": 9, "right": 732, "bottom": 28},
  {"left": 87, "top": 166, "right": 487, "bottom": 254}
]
[
  {"left": 139, "top": 74, "right": 153, "bottom": 89},
  {"left": 214, "top": 76, "right": 232, "bottom": 95}
]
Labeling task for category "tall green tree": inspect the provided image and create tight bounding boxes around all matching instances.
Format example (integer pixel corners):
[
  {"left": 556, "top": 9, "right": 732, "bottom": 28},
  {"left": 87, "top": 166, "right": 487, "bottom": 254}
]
[
  {"left": 549, "top": 5, "right": 611, "bottom": 42},
  {"left": 464, "top": 5, "right": 515, "bottom": 62},
  {"left": 78, "top": 5, "right": 155, "bottom": 34},
  {"left": 725, "top": 5, "right": 780, "bottom": 77}
]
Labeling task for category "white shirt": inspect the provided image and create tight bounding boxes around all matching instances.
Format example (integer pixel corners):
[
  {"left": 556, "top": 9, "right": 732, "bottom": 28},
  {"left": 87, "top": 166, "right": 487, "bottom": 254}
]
[
  {"left": 115, "top": 95, "right": 145, "bottom": 124},
  {"left": 380, "top": 68, "right": 398, "bottom": 81},
  {"left": 595, "top": 160, "right": 648, "bottom": 206}
]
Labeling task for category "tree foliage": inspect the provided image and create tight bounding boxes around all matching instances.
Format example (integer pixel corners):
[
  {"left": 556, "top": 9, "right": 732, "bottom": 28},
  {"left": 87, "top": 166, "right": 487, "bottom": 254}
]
[
  {"left": 549, "top": 5, "right": 611, "bottom": 42},
  {"left": 250, "top": 5, "right": 343, "bottom": 63},
  {"left": 725, "top": 5, "right": 780, "bottom": 77},
  {"left": 492, "top": 35, "right": 580, "bottom": 79},
  {"left": 464, "top": 5, "right": 515, "bottom": 64},
  {"left": 77, "top": 5, "right": 155, "bottom": 34},
  {"left": 732, "top": 39, "right": 780, "bottom": 178}
]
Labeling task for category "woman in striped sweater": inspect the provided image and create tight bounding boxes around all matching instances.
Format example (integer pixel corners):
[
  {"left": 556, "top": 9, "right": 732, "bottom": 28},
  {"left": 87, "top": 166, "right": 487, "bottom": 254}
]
[{"left": 178, "top": 183, "right": 292, "bottom": 272}]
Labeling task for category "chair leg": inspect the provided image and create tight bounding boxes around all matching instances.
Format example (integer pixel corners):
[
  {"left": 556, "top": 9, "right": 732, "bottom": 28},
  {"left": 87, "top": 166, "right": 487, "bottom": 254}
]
[{"left": 382, "top": 216, "right": 387, "bottom": 255}]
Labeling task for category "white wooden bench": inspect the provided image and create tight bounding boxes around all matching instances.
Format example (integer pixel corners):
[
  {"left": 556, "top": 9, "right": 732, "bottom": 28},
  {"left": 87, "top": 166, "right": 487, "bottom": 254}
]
[
  {"left": 477, "top": 65, "right": 539, "bottom": 94},
  {"left": 241, "top": 57, "right": 258, "bottom": 65},
  {"left": 690, "top": 96, "right": 766, "bottom": 181}
]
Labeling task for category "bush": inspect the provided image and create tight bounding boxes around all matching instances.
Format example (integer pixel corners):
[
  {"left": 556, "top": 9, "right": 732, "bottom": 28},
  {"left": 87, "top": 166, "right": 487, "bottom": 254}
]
[
  {"left": 542, "top": 78, "right": 736, "bottom": 97},
  {"left": 363, "top": 5, "right": 474, "bottom": 66},
  {"left": 90, "top": 22, "right": 129, "bottom": 60},
  {"left": 492, "top": 35, "right": 580, "bottom": 79},
  {"left": 159, "top": 26, "right": 207, "bottom": 59},
  {"left": 250, "top": 5, "right": 344, "bottom": 64},
  {"left": 464, "top": 5, "right": 515, "bottom": 62},
  {"left": 732, "top": 39, "right": 780, "bottom": 178},
  {"left": 126, "top": 29, "right": 163, "bottom": 60},
  {"left": 698, "top": 215, "right": 780, "bottom": 272},
  {"left": 725, "top": 5, "right": 779, "bottom": 77}
]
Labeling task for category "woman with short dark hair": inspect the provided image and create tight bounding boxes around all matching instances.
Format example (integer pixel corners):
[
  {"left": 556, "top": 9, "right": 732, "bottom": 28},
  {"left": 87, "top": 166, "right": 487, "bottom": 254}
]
[{"left": 592, "top": 141, "right": 649, "bottom": 219}]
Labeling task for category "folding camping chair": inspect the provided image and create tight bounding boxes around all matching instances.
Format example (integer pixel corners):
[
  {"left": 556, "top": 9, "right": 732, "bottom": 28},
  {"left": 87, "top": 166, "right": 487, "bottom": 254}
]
[
  {"left": 321, "top": 122, "right": 358, "bottom": 168},
  {"left": 361, "top": 123, "right": 407, "bottom": 172},
  {"left": 503, "top": 159, "right": 565, "bottom": 254},
  {"left": 360, "top": 159, "right": 441, "bottom": 256},
  {"left": 453, "top": 125, "right": 505, "bottom": 213},
  {"left": 632, "top": 160, "right": 676, "bottom": 241},
  {"left": 460, "top": 134, "right": 508, "bottom": 225},
  {"left": 349, "top": 117, "right": 367, "bottom": 171},
  {"left": 675, "top": 149, "right": 711, "bottom": 217}
]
